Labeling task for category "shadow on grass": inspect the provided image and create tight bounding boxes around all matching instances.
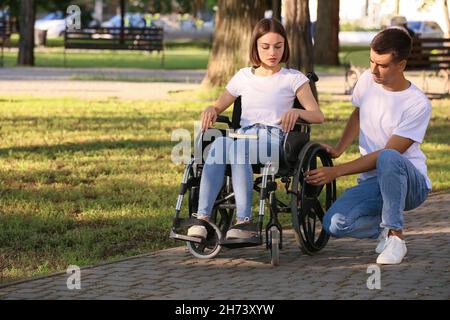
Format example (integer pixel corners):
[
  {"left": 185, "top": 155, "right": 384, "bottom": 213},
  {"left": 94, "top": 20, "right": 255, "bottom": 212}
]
[{"left": 0, "top": 139, "right": 178, "bottom": 157}]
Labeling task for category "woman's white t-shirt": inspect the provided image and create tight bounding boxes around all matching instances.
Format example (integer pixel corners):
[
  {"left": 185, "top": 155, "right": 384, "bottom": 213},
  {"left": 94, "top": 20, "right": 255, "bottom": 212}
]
[
  {"left": 225, "top": 67, "right": 309, "bottom": 128},
  {"left": 352, "top": 70, "right": 432, "bottom": 189}
]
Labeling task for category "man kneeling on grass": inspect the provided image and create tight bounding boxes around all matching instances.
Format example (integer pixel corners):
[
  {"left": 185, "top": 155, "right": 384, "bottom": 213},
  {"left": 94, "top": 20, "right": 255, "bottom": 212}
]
[{"left": 305, "top": 28, "right": 432, "bottom": 265}]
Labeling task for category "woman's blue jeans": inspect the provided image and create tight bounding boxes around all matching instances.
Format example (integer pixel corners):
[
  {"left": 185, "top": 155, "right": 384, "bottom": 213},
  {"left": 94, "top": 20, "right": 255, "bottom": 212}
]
[
  {"left": 323, "top": 149, "right": 430, "bottom": 239},
  {"left": 197, "top": 124, "right": 284, "bottom": 221}
]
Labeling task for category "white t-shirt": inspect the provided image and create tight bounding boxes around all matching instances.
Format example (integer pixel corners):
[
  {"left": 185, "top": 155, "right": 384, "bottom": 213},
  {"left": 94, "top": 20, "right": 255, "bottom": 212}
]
[
  {"left": 352, "top": 70, "right": 432, "bottom": 189},
  {"left": 225, "top": 67, "right": 309, "bottom": 128}
]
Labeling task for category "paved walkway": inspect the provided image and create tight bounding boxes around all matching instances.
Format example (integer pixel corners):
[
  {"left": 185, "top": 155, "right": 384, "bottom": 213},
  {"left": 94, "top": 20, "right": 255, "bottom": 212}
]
[
  {"left": 1, "top": 67, "right": 447, "bottom": 100},
  {"left": 0, "top": 192, "right": 449, "bottom": 300}
]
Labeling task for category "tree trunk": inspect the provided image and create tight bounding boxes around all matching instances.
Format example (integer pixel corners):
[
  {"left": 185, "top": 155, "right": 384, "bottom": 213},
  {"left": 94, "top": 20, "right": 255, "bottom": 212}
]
[
  {"left": 285, "top": 0, "right": 317, "bottom": 99},
  {"left": 192, "top": 0, "right": 204, "bottom": 19},
  {"left": 444, "top": 0, "right": 450, "bottom": 37},
  {"left": 17, "top": 0, "right": 35, "bottom": 66},
  {"left": 272, "top": 0, "right": 282, "bottom": 22},
  {"left": 201, "top": 0, "right": 266, "bottom": 88},
  {"left": 314, "top": 0, "right": 340, "bottom": 66}
]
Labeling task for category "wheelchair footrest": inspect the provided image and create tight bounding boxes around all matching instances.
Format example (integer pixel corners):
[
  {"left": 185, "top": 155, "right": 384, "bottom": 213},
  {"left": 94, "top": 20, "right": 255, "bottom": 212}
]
[
  {"left": 169, "top": 229, "right": 203, "bottom": 243},
  {"left": 220, "top": 235, "right": 263, "bottom": 249}
]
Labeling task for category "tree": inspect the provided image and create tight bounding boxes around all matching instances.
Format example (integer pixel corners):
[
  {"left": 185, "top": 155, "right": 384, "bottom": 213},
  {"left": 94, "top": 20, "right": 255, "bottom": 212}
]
[
  {"left": 285, "top": 0, "right": 317, "bottom": 99},
  {"left": 17, "top": 0, "right": 35, "bottom": 66},
  {"left": 445, "top": 0, "right": 450, "bottom": 37},
  {"left": 395, "top": 0, "right": 401, "bottom": 14},
  {"left": 314, "top": 0, "right": 340, "bottom": 66},
  {"left": 191, "top": 0, "right": 205, "bottom": 18},
  {"left": 201, "top": 0, "right": 266, "bottom": 88},
  {"left": 272, "top": 0, "right": 281, "bottom": 22}
]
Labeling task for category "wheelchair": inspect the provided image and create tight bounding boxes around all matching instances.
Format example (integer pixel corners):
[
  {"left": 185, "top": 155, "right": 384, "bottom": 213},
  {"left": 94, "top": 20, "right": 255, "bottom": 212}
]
[{"left": 170, "top": 72, "right": 336, "bottom": 266}]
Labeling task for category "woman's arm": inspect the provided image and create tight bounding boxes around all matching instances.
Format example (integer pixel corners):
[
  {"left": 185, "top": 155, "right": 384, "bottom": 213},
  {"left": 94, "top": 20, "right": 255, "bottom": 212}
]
[
  {"left": 201, "top": 90, "right": 237, "bottom": 131},
  {"left": 295, "top": 82, "right": 324, "bottom": 124},
  {"left": 280, "top": 82, "right": 324, "bottom": 132}
]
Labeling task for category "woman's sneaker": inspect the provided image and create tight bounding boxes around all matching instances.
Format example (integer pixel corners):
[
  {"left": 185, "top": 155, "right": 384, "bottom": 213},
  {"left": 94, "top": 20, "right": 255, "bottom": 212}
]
[
  {"left": 225, "top": 219, "right": 257, "bottom": 240},
  {"left": 225, "top": 228, "right": 257, "bottom": 240},
  {"left": 187, "top": 214, "right": 209, "bottom": 239},
  {"left": 187, "top": 225, "right": 207, "bottom": 239}
]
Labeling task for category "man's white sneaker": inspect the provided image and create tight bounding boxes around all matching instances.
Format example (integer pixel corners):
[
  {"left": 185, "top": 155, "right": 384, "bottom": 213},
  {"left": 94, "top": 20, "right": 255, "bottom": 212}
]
[
  {"left": 187, "top": 225, "right": 207, "bottom": 239},
  {"left": 375, "top": 228, "right": 389, "bottom": 254},
  {"left": 376, "top": 235, "right": 407, "bottom": 265}
]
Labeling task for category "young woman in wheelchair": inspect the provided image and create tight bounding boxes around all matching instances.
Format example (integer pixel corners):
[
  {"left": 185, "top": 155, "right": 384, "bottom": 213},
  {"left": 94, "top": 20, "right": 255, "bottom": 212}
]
[{"left": 187, "top": 18, "right": 325, "bottom": 241}]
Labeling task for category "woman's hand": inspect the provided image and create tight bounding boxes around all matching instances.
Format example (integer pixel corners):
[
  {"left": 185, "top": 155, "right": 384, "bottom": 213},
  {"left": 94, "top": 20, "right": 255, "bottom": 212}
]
[
  {"left": 200, "top": 106, "right": 218, "bottom": 132},
  {"left": 280, "top": 109, "right": 301, "bottom": 133}
]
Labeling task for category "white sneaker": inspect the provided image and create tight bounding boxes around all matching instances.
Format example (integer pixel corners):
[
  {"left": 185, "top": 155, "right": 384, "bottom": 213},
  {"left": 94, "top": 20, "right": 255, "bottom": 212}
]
[
  {"left": 187, "top": 225, "right": 207, "bottom": 239},
  {"left": 375, "top": 228, "right": 389, "bottom": 254},
  {"left": 376, "top": 235, "right": 407, "bottom": 265}
]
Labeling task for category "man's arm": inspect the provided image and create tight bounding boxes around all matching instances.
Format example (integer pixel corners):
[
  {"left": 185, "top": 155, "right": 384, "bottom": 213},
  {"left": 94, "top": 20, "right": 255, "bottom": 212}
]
[
  {"left": 322, "top": 108, "right": 360, "bottom": 158},
  {"left": 305, "top": 135, "right": 415, "bottom": 185}
]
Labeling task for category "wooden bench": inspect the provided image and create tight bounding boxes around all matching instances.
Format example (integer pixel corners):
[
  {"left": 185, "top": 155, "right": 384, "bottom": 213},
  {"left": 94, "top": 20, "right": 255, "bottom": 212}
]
[
  {"left": 0, "top": 15, "right": 11, "bottom": 67},
  {"left": 64, "top": 27, "right": 164, "bottom": 67},
  {"left": 406, "top": 37, "right": 450, "bottom": 95}
]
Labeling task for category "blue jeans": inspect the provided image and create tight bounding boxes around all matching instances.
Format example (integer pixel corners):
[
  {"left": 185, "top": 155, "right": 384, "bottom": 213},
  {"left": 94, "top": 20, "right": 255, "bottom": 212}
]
[
  {"left": 197, "top": 124, "right": 284, "bottom": 221},
  {"left": 323, "top": 149, "right": 430, "bottom": 239}
]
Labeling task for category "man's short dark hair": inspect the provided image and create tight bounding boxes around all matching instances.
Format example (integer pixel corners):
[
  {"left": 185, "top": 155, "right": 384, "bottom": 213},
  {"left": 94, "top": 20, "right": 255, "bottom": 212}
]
[{"left": 370, "top": 28, "right": 413, "bottom": 62}]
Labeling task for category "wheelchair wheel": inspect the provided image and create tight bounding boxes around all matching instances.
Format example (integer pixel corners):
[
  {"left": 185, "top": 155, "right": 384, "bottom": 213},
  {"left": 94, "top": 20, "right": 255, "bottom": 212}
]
[
  {"left": 186, "top": 173, "right": 233, "bottom": 259},
  {"left": 269, "top": 226, "right": 280, "bottom": 266},
  {"left": 291, "top": 142, "right": 336, "bottom": 255},
  {"left": 186, "top": 220, "right": 223, "bottom": 259}
]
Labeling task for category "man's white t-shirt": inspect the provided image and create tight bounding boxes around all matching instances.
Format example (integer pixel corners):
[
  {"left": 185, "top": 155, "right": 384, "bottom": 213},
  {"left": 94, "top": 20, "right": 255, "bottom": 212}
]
[
  {"left": 225, "top": 67, "right": 309, "bottom": 128},
  {"left": 352, "top": 69, "right": 432, "bottom": 189}
]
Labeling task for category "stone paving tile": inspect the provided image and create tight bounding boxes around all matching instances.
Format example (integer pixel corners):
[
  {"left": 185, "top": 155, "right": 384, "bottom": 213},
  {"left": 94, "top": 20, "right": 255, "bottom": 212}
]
[{"left": 1, "top": 193, "right": 449, "bottom": 300}]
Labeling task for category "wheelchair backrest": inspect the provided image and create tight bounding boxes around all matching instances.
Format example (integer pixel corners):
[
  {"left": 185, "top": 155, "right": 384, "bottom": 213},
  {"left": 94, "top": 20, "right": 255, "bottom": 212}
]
[{"left": 230, "top": 71, "right": 318, "bottom": 130}]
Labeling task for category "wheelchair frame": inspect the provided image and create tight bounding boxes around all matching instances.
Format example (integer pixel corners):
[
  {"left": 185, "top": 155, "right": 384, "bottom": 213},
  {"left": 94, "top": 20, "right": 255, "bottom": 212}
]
[{"left": 170, "top": 72, "right": 337, "bottom": 265}]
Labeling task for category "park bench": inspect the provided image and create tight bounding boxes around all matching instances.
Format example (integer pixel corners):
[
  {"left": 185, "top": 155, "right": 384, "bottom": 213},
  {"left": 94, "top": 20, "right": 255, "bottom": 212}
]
[
  {"left": 64, "top": 26, "right": 164, "bottom": 67},
  {"left": 406, "top": 37, "right": 450, "bottom": 95},
  {"left": 0, "top": 14, "right": 11, "bottom": 67}
]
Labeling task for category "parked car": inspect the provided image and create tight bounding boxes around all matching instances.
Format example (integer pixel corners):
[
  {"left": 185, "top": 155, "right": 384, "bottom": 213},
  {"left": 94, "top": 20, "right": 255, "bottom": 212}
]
[
  {"left": 35, "top": 11, "right": 66, "bottom": 38},
  {"left": 406, "top": 20, "right": 444, "bottom": 38},
  {"left": 101, "top": 13, "right": 147, "bottom": 28}
]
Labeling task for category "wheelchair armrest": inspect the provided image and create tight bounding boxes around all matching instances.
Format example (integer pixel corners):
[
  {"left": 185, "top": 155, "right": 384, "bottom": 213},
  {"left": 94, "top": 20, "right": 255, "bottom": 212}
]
[
  {"left": 216, "top": 115, "right": 232, "bottom": 126},
  {"left": 295, "top": 119, "right": 311, "bottom": 126},
  {"left": 289, "top": 120, "right": 311, "bottom": 134}
]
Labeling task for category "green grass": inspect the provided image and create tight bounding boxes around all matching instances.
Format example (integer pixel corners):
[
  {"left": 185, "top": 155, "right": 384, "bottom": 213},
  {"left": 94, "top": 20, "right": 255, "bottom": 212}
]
[
  {"left": 0, "top": 93, "right": 448, "bottom": 284},
  {"left": 1, "top": 48, "right": 210, "bottom": 69},
  {"left": 7, "top": 34, "right": 212, "bottom": 49}
]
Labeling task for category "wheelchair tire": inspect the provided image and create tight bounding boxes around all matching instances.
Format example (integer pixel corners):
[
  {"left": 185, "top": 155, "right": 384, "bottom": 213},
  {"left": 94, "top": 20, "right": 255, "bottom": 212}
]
[
  {"left": 186, "top": 174, "right": 232, "bottom": 259},
  {"left": 269, "top": 226, "right": 280, "bottom": 266},
  {"left": 291, "top": 142, "right": 336, "bottom": 255},
  {"left": 186, "top": 221, "right": 223, "bottom": 259}
]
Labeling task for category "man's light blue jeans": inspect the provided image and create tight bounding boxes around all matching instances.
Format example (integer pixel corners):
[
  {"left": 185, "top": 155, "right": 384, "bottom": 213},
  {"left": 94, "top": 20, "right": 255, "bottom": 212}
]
[
  {"left": 323, "top": 149, "right": 430, "bottom": 239},
  {"left": 197, "top": 124, "right": 284, "bottom": 221}
]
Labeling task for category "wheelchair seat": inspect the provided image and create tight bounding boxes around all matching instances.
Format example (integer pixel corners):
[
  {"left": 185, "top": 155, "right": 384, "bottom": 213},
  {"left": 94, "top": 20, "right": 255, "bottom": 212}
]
[{"left": 212, "top": 94, "right": 312, "bottom": 177}]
